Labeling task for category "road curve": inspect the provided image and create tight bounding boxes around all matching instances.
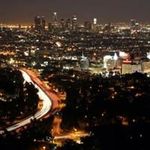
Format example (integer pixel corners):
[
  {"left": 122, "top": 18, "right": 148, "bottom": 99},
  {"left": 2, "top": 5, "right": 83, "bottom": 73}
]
[{"left": 0, "top": 69, "right": 59, "bottom": 134}]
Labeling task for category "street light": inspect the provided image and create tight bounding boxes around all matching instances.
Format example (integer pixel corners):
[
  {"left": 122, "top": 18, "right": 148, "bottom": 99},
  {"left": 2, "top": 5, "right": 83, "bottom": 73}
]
[{"left": 42, "top": 146, "right": 46, "bottom": 150}]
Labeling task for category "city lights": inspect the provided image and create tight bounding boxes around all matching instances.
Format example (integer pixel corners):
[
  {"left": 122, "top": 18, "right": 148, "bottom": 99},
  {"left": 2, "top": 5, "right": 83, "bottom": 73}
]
[{"left": 0, "top": 2, "right": 150, "bottom": 149}]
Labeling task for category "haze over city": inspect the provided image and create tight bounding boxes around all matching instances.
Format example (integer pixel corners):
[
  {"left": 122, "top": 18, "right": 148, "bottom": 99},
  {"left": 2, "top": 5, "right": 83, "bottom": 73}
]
[{"left": 0, "top": 0, "right": 150, "bottom": 24}]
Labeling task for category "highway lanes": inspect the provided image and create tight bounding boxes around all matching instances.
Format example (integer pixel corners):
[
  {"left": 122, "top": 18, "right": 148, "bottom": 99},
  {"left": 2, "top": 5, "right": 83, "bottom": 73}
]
[{"left": 0, "top": 69, "right": 58, "bottom": 134}]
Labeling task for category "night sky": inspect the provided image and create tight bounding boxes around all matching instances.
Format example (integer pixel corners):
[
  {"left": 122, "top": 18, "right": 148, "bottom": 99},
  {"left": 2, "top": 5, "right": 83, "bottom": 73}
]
[{"left": 0, "top": 0, "right": 149, "bottom": 24}]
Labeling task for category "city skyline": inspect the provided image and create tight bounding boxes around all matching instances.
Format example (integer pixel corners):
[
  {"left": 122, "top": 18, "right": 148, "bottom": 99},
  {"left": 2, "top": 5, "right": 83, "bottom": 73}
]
[
  {"left": 0, "top": 1, "right": 150, "bottom": 149},
  {"left": 0, "top": 0, "right": 150, "bottom": 24}
]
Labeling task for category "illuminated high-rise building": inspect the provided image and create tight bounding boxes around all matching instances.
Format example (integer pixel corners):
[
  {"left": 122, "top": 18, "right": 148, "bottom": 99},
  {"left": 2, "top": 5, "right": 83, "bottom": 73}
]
[
  {"left": 84, "top": 21, "right": 92, "bottom": 31},
  {"left": 92, "top": 18, "right": 98, "bottom": 31},
  {"left": 65, "top": 18, "right": 72, "bottom": 30},
  {"left": 103, "top": 23, "right": 112, "bottom": 33},
  {"left": 53, "top": 12, "right": 58, "bottom": 22},
  {"left": 130, "top": 19, "right": 137, "bottom": 27},
  {"left": 52, "top": 11, "right": 59, "bottom": 28},
  {"left": 34, "top": 16, "right": 46, "bottom": 31},
  {"left": 72, "top": 15, "right": 78, "bottom": 30},
  {"left": 60, "top": 18, "right": 65, "bottom": 29},
  {"left": 93, "top": 18, "right": 97, "bottom": 25},
  {"left": 48, "top": 22, "right": 53, "bottom": 32},
  {"left": 130, "top": 19, "right": 140, "bottom": 30},
  {"left": 34, "top": 16, "right": 41, "bottom": 30},
  {"left": 41, "top": 16, "right": 46, "bottom": 30}
]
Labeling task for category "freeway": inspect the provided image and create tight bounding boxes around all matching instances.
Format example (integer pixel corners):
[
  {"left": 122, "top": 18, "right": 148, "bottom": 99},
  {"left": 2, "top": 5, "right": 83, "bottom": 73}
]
[{"left": 0, "top": 69, "right": 59, "bottom": 134}]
